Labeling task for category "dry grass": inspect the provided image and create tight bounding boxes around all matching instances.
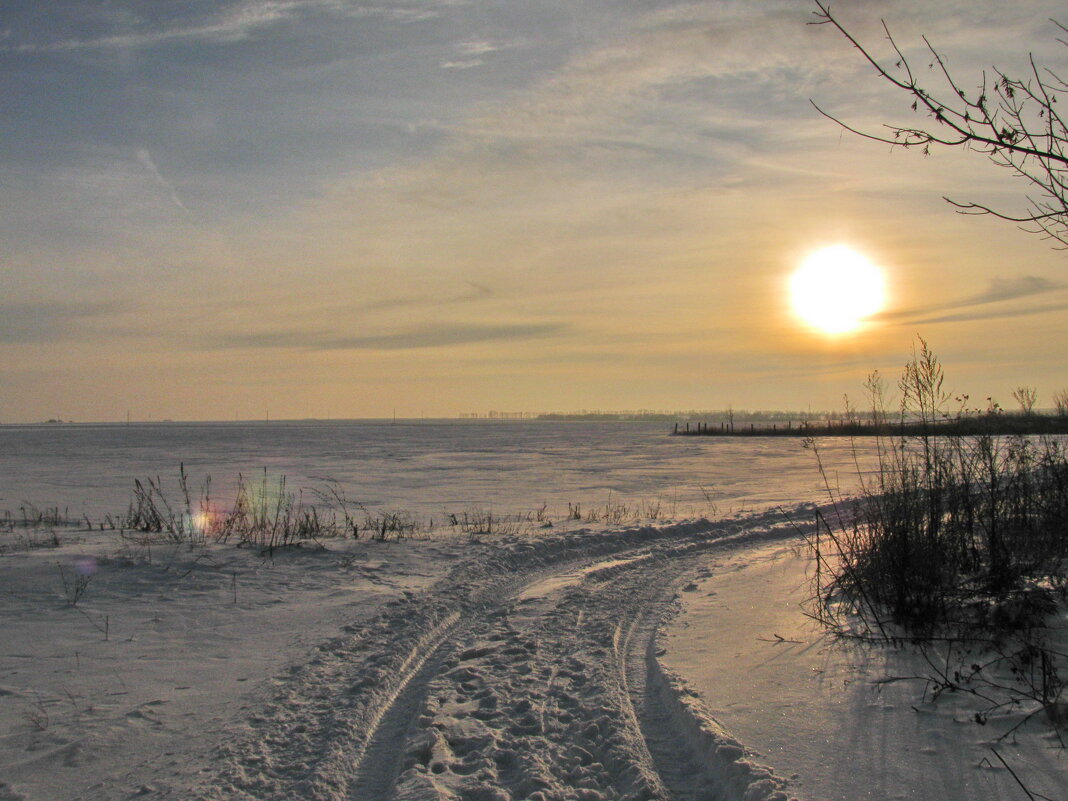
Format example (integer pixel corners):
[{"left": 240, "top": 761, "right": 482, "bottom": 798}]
[
  {"left": 119, "top": 467, "right": 426, "bottom": 551},
  {"left": 800, "top": 339, "right": 1068, "bottom": 731}
]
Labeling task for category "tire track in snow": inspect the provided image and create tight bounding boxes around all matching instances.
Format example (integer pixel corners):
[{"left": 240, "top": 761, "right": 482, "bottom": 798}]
[
  {"left": 612, "top": 549, "right": 801, "bottom": 801},
  {"left": 192, "top": 508, "right": 809, "bottom": 801},
  {"left": 617, "top": 588, "right": 693, "bottom": 798},
  {"left": 385, "top": 527, "right": 801, "bottom": 800},
  {"left": 348, "top": 618, "right": 466, "bottom": 800},
  {"left": 615, "top": 556, "right": 736, "bottom": 800}
]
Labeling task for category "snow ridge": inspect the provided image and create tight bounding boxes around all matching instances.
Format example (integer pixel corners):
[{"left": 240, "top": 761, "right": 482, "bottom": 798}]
[{"left": 645, "top": 635, "right": 796, "bottom": 801}]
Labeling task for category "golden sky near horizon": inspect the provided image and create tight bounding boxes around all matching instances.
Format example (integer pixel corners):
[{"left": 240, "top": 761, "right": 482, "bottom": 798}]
[{"left": 3, "top": 0, "right": 1068, "bottom": 422}]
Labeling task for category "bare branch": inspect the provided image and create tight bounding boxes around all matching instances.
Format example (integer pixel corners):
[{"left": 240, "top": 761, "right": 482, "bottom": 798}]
[{"left": 811, "top": 1, "right": 1068, "bottom": 249}]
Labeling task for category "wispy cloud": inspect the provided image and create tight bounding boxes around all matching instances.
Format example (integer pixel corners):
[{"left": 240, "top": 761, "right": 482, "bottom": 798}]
[
  {"left": 3, "top": 1, "right": 303, "bottom": 52},
  {"left": 215, "top": 322, "right": 563, "bottom": 351},
  {"left": 136, "top": 149, "right": 189, "bottom": 213},
  {"left": 439, "top": 59, "right": 483, "bottom": 70},
  {"left": 440, "top": 38, "right": 513, "bottom": 69},
  {"left": 0, "top": 301, "right": 120, "bottom": 344},
  {"left": 963, "top": 276, "right": 1061, "bottom": 306},
  {"left": 343, "top": 3, "right": 455, "bottom": 24},
  {"left": 1, "top": 0, "right": 455, "bottom": 54},
  {"left": 880, "top": 275, "right": 1066, "bottom": 326},
  {"left": 913, "top": 300, "right": 1068, "bottom": 326},
  {"left": 342, "top": 282, "right": 495, "bottom": 315}
]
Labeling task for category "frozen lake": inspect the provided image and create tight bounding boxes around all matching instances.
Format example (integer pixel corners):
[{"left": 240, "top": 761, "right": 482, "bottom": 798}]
[{"left": 0, "top": 419, "right": 877, "bottom": 522}]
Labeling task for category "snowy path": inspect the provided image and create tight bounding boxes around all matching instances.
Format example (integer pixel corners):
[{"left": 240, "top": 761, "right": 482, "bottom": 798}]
[{"left": 191, "top": 512, "right": 802, "bottom": 801}]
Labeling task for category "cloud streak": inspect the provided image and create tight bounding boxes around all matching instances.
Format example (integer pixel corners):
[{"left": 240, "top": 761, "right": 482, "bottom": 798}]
[
  {"left": 912, "top": 301, "right": 1068, "bottom": 326},
  {"left": 136, "top": 148, "right": 190, "bottom": 213},
  {"left": 440, "top": 38, "right": 515, "bottom": 69},
  {"left": 1, "top": 0, "right": 451, "bottom": 53},
  {"left": 339, "top": 282, "right": 496, "bottom": 316},
  {"left": 879, "top": 275, "right": 1066, "bottom": 326},
  {"left": 0, "top": 300, "right": 121, "bottom": 344},
  {"left": 214, "top": 322, "right": 564, "bottom": 351},
  {"left": 3, "top": 2, "right": 302, "bottom": 52},
  {"left": 964, "top": 276, "right": 1061, "bottom": 306}
]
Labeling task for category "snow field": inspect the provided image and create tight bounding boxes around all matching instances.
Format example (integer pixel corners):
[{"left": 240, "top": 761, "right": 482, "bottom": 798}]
[
  {"left": 0, "top": 532, "right": 445, "bottom": 801},
  {"left": 5, "top": 502, "right": 1066, "bottom": 801}
]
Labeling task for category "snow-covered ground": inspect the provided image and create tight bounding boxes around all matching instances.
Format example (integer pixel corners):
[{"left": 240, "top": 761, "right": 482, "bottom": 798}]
[
  {"left": 663, "top": 541, "right": 1068, "bottom": 801},
  {"left": 0, "top": 527, "right": 444, "bottom": 800},
  {"left": 2, "top": 505, "right": 1066, "bottom": 800}
]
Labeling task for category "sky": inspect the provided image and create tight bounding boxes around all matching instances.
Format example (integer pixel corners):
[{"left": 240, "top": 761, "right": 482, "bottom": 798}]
[{"left": 3, "top": 0, "right": 1068, "bottom": 422}]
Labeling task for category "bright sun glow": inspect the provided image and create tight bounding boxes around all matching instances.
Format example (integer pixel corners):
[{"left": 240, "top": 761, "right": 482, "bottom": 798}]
[{"left": 789, "top": 245, "right": 886, "bottom": 335}]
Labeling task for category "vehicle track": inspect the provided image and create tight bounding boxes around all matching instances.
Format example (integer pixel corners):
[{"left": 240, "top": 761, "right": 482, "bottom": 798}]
[
  {"left": 617, "top": 574, "right": 708, "bottom": 799},
  {"left": 193, "top": 510, "right": 803, "bottom": 801},
  {"left": 347, "top": 619, "right": 466, "bottom": 800},
  {"left": 379, "top": 532, "right": 796, "bottom": 800}
]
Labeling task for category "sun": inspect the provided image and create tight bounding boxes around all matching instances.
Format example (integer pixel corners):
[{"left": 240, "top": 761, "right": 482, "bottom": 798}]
[{"left": 789, "top": 245, "right": 886, "bottom": 335}]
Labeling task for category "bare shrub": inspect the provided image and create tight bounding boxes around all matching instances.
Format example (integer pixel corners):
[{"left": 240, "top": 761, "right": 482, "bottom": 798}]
[
  {"left": 56, "top": 560, "right": 94, "bottom": 606},
  {"left": 1053, "top": 388, "right": 1068, "bottom": 416},
  {"left": 1012, "top": 386, "right": 1038, "bottom": 415},
  {"left": 800, "top": 340, "right": 1068, "bottom": 730},
  {"left": 447, "top": 509, "right": 525, "bottom": 538}
]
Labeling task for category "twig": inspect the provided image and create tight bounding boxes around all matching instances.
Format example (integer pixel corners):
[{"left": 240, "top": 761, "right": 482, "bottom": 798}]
[
  {"left": 988, "top": 748, "right": 1046, "bottom": 801},
  {"left": 757, "top": 633, "right": 806, "bottom": 644}
]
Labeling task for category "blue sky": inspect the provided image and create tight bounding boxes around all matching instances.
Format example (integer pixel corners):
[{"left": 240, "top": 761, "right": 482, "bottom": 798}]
[{"left": 3, "top": 0, "right": 1068, "bottom": 421}]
